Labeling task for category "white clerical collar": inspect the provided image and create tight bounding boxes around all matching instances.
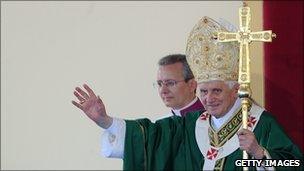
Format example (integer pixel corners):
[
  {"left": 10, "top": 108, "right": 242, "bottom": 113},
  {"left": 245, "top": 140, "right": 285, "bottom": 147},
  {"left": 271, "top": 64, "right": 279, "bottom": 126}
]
[
  {"left": 211, "top": 98, "right": 241, "bottom": 131},
  {"left": 171, "top": 97, "right": 198, "bottom": 117}
]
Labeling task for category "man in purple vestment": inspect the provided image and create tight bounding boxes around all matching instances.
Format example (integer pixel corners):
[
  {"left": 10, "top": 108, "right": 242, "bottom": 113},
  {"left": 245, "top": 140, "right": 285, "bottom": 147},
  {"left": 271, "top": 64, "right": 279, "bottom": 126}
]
[
  {"left": 154, "top": 54, "right": 204, "bottom": 118},
  {"left": 72, "top": 54, "right": 205, "bottom": 158}
]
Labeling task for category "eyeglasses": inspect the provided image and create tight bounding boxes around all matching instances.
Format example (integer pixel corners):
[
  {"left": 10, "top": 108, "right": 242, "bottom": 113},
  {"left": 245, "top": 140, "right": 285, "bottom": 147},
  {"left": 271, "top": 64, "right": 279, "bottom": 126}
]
[{"left": 153, "top": 79, "right": 185, "bottom": 88}]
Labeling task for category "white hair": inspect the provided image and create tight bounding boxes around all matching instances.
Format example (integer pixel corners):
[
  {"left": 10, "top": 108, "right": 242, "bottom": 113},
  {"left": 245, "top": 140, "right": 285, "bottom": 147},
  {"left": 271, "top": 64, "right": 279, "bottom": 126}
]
[
  {"left": 224, "top": 81, "right": 239, "bottom": 89},
  {"left": 199, "top": 80, "right": 238, "bottom": 89}
]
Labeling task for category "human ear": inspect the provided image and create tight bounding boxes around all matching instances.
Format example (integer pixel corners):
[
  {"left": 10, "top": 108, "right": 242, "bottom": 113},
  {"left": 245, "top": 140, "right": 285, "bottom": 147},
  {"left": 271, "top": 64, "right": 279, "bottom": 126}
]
[
  {"left": 233, "top": 83, "right": 240, "bottom": 98},
  {"left": 188, "top": 79, "right": 197, "bottom": 91}
]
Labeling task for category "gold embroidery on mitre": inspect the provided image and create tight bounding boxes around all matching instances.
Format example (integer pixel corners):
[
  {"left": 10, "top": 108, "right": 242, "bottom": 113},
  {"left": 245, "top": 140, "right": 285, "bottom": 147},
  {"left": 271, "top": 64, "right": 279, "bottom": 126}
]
[{"left": 186, "top": 16, "right": 239, "bottom": 83}]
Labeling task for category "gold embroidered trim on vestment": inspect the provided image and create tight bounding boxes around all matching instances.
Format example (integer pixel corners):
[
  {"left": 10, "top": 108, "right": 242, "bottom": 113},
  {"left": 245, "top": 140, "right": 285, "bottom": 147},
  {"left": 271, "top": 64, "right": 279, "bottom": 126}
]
[
  {"left": 208, "top": 102, "right": 252, "bottom": 147},
  {"left": 214, "top": 158, "right": 225, "bottom": 171}
]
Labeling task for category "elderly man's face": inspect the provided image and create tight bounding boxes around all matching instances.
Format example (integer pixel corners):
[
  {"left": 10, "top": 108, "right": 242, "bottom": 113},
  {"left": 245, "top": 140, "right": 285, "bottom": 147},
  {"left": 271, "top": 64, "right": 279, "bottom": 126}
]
[
  {"left": 156, "top": 62, "right": 196, "bottom": 110},
  {"left": 198, "top": 80, "right": 238, "bottom": 118}
]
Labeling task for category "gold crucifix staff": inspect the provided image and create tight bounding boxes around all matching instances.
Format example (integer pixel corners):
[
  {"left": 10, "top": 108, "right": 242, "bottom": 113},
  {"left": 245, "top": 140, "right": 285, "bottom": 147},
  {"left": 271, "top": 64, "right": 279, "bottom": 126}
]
[{"left": 214, "top": 2, "right": 276, "bottom": 170}]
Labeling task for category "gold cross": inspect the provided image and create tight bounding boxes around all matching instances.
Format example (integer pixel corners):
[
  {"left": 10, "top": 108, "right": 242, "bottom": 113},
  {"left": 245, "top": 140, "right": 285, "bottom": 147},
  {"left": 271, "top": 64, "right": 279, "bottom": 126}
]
[
  {"left": 216, "top": 2, "right": 276, "bottom": 85},
  {"left": 214, "top": 3, "right": 276, "bottom": 167}
]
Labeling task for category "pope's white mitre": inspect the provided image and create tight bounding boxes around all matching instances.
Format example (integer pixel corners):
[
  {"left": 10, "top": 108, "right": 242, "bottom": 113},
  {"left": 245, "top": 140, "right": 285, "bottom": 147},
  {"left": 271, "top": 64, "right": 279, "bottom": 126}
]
[{"left": 186, "top": 16, "right": 239, "bottom": 83}]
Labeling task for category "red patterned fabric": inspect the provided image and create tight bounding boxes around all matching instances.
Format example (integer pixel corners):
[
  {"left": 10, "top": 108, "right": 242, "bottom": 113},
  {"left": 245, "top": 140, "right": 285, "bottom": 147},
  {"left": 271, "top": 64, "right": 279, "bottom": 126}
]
[
  {"left": 247, "top": 116, "right": 257, "bottom": 128},
  {"left": 263, "top": 1, "right": 303, "bottom": 151},
  {"left": 207, "top": 147, "right": 218, "bottom": 160}
]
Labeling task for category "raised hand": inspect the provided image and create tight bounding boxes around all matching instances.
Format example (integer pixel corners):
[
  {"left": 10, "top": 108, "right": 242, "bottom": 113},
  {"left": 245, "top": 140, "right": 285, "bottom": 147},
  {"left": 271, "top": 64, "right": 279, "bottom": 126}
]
[
  {"left": 237, "top": 129, "right": 264, "bottom": 159},
  {"left": 72, "top": 84, "right": 113, "bottom": 129}
]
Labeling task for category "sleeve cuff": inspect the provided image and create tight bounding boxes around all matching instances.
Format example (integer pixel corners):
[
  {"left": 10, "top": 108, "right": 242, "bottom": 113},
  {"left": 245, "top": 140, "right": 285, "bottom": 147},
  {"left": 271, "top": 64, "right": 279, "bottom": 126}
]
[{"left": 100, "top": 117, "right": 126, "bottom": 159}]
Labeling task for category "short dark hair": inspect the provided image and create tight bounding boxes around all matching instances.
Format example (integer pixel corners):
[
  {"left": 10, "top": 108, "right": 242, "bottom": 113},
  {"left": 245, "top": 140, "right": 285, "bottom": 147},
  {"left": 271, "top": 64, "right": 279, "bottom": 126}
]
[{"left": 158, "top": 54, "right": 194, "bottom": 82}]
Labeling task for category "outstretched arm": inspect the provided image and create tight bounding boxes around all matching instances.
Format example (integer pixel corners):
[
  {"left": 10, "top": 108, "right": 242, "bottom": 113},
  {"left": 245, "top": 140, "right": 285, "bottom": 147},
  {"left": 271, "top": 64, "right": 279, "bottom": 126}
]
[{"left": 72, "top": 83, "right": 113, "bottom": 129}]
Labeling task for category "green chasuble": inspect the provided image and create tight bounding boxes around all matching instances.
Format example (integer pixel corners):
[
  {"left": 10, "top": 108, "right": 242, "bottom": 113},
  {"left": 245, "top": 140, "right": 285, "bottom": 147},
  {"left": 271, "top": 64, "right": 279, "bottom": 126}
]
[{"left": 123, "top": 105, "right": 303, "bottom": 170}]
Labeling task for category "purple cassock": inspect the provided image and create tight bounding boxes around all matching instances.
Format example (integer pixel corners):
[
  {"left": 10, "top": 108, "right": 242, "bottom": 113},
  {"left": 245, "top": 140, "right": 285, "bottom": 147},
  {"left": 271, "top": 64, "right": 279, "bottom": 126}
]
[{"left": 171, "top": 98, "right": 205, "bottom": 117}]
